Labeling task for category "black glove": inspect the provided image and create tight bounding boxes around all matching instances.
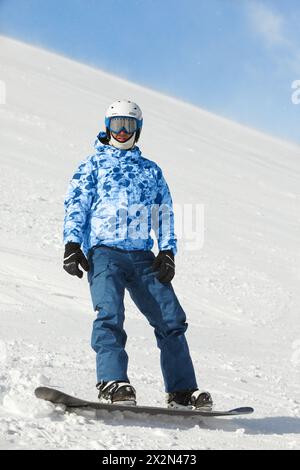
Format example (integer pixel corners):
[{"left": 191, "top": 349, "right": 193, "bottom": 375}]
[
  {"left": 63, "top": 242, "right": 89, "bottom": 279},
  {"left": 152, "top": 250, "right": 175, "bottom": 284}
]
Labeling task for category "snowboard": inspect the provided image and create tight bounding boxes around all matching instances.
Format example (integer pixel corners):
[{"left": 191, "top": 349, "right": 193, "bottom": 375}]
[{"left": 35, "top": 387, "right": 254, "bottom": 419}]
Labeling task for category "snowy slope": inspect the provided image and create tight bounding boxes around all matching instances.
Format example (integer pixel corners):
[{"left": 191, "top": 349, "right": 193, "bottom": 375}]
[{"left": 0, "top": 35, "right": 299, "bottom": 450}]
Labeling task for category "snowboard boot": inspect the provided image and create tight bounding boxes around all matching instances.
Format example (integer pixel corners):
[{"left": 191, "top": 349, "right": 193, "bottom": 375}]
[
  {"left": 166, "top": 389, "right": 213, "bottom": 411},
  {"left": 96, "top": 381, "right": 136, "bottom": 406}
]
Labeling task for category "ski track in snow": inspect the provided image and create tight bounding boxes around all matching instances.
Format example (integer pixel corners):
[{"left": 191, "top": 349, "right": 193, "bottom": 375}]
[{"left": 0, "top": 36, "right": 300, "bottom": 449}]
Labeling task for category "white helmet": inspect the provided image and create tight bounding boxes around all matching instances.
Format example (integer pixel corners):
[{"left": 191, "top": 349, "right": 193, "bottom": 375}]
[
  {"left": 105, "top": 99, "right": 143, "bottom": 123},
  {"left": 105, "top": 100, "right": 143, "bottom": 149}
]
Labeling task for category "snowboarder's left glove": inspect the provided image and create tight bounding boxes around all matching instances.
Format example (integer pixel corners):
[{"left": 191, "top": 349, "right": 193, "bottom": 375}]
[
  {"left": 63, "top": 242, "right": 89, "bottom": 279},
  {"left": 152, "top": 250, "right": 175, "bottom": 283}
]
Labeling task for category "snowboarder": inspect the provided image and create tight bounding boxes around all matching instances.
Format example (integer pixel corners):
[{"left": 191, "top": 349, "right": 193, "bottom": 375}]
[{"left": 63, "top": 100, "right": 212, "bottom": 410}]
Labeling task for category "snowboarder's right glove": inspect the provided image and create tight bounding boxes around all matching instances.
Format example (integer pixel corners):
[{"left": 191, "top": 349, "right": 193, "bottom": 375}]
[
  {"left": 63, "top": 242, "right": 89, "bottom": 279},
  {"left": 152, "top": 250, "right": 175, "bottom": 284}
]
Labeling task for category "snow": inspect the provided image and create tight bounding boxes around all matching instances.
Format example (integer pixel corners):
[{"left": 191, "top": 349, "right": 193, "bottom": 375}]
[{"left": 0, "top": 35, "right": 300, "bottom": 450}]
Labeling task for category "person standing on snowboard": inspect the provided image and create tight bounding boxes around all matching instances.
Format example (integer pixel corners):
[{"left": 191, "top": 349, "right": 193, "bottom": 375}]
[{"left": 63, "top": 100, "right": 212, "bottom": 410}]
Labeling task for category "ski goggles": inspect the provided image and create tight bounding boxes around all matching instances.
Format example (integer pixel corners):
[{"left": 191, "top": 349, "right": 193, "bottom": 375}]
[{"left": 105, "top": 116, "right": 142, "bottom": 134}]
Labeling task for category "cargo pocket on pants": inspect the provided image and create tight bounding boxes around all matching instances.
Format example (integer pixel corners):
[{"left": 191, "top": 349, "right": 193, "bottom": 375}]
[{"left": 88, "top": 255, "right": 110, "bottom": 311}]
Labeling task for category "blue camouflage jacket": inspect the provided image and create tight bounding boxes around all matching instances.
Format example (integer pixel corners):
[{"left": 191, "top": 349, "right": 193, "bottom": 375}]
[{"left": 63, "top": 136, "right": 177, "bottom": 256}]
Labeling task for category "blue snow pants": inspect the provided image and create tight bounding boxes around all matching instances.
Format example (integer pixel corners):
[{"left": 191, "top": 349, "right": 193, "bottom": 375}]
[{"left": 88, "top": 245, "right": 198, "bottom": 393}]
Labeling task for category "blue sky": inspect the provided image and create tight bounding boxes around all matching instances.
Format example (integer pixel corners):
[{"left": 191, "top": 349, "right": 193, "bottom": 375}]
[{"left": 1, "top": 0, "right": 299, "bottom": 144}]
